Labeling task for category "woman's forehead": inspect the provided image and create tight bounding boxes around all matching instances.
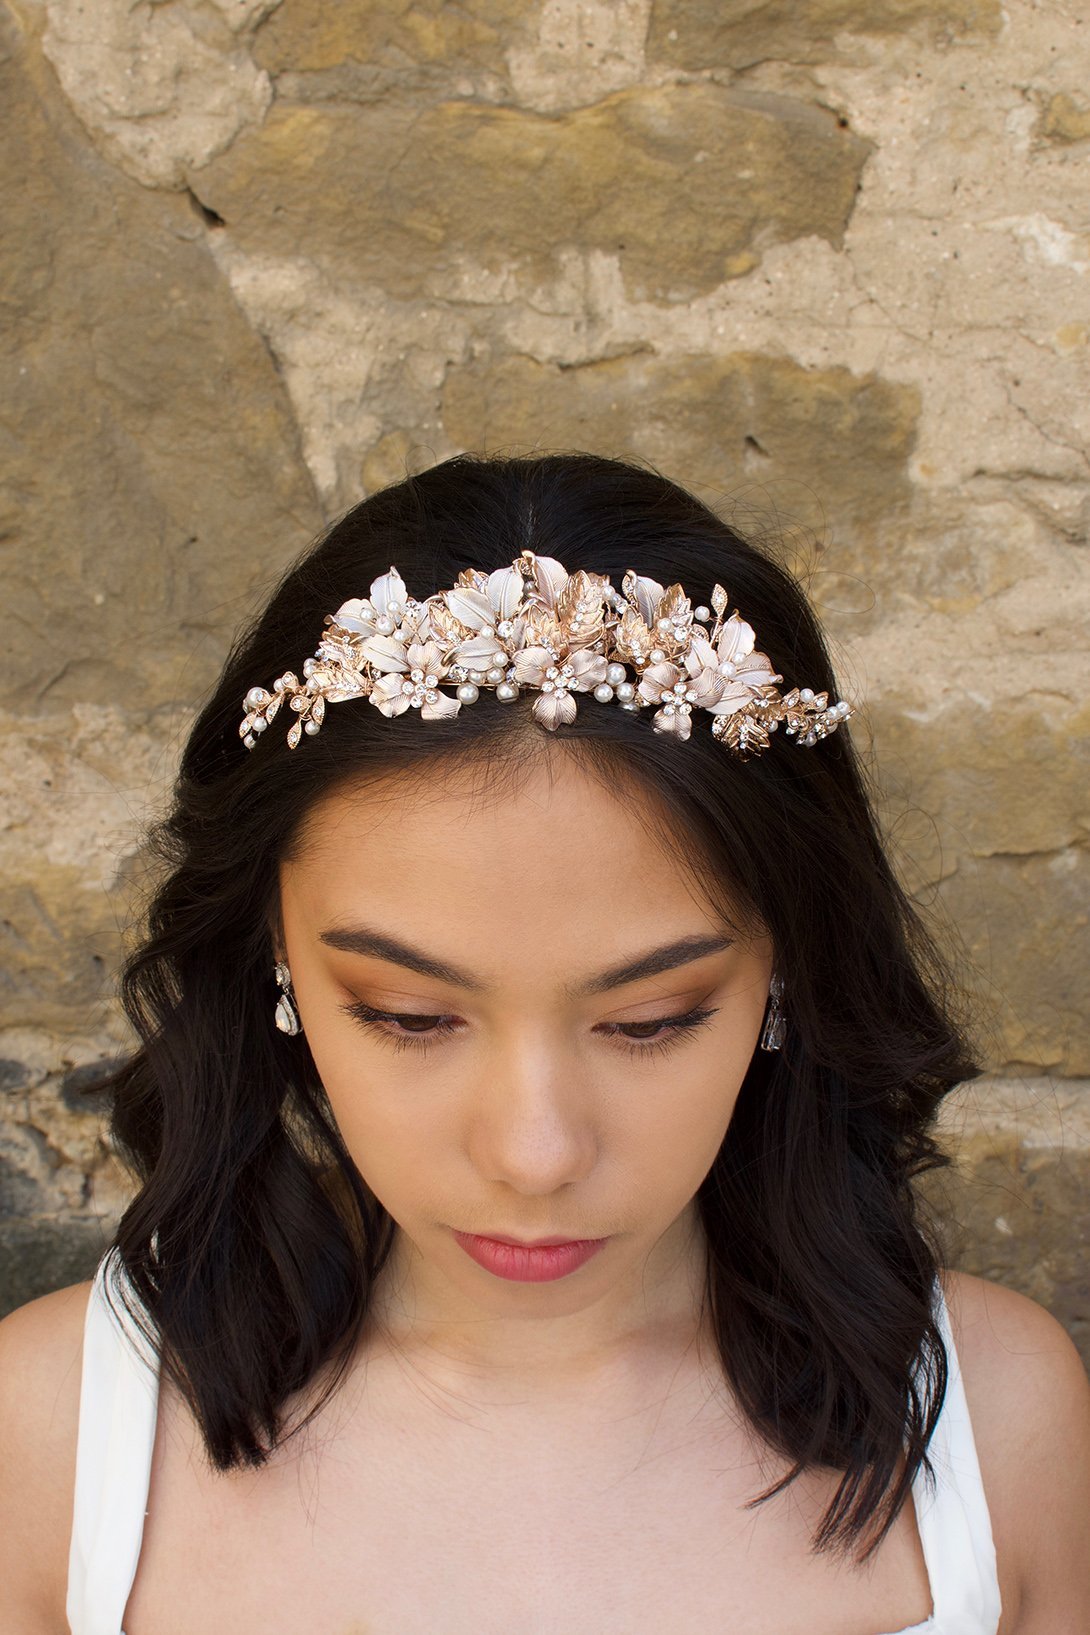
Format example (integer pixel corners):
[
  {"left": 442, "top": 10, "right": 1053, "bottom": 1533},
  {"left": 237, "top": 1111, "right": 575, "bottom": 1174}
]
[{"left": 281, "top": 756, "right": 757, "bottom": 959}]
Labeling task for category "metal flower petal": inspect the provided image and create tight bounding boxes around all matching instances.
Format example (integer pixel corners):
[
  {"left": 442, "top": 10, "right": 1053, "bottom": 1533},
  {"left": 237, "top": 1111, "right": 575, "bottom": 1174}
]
[
  {"left": 636, "top": 661, "right": 682, "bottom": 705},
  {"left": 566, "top": 648, "right": 609, "bottom": 689},
  {"left": 532, "top": 689, "right": 578, "bottom": 729},
  {"left": 511, "top": 644, "right": 556, "bottom": 686},
  {"left": 358, "top": 633, "right": 411, "bottom": 672}
]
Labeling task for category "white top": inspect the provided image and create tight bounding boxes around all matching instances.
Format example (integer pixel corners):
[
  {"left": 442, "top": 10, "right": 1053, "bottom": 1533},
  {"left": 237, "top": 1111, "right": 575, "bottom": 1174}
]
[{"left": 66, "top": 1254, "right": 1001, "bottom": 1635}]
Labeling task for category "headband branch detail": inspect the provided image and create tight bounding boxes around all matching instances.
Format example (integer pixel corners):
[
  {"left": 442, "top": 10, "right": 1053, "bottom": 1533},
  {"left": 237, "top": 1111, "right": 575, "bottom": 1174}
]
[{"left": 240, "top": 551, "right": 853, "bottom": 759}]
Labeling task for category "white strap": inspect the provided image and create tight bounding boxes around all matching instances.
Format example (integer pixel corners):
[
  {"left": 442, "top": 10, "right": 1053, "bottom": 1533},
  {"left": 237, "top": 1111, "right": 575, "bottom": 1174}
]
[
  {"left": 66, "top": 1254, "right": 160, "bottom": 1635},
  {"left": 911, "top": 1280, "right": 1002, "bottom": 1633}
]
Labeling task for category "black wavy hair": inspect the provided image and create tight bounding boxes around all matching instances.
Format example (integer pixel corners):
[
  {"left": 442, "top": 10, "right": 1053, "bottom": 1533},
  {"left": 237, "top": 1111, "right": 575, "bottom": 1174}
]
[{"left": 105, "top": 451, "right": 980, "bottom": 1560}]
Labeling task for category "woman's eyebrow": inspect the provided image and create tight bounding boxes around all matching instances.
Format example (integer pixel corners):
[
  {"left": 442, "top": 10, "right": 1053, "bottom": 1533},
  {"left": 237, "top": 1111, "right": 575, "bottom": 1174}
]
[{"left": 317, "top": 926, "right": 734, "bottom": 998}]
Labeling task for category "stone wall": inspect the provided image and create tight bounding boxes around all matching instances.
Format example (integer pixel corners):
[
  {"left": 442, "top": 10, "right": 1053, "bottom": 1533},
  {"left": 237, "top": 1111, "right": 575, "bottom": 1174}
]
[{"left": 1, "top": 0, "right": 1087, "bottom": 1361}]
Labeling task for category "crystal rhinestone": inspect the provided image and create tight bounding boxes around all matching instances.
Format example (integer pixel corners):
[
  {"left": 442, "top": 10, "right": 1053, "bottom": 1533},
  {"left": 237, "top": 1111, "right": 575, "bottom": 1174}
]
[
  {"left": 402, "top": 680, "right": 414, "bottom": 694},
  {"left": 411, "top": 668, "right": 424, "bottom": 681},
  {"left": 425, "top": 673, "right": 438, "bottom": 687},
  {"left": 290, "top": 695, "right": 306, "bottom": 711}
]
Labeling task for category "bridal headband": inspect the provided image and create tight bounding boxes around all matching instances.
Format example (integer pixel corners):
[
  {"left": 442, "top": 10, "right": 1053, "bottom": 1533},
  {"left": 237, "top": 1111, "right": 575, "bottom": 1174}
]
[{"left": 240, "top": 550, "right": 853, "bottom": 759}]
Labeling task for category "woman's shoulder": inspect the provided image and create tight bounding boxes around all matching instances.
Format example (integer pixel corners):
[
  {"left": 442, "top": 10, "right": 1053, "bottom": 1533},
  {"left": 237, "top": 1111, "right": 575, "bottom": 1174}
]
[
  {"left": 939, "top": 1269, "right": 1090, "bottom": 1629},
  {"left": 0, "top": 1276, "right": 97, "bottom": 1632}
]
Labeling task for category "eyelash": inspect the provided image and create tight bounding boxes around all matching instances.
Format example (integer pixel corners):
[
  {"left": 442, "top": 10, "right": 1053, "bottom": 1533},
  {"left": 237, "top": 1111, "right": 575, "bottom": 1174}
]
[{"left": 340, "top": 1001, "right": 720, "bottom": 1061}]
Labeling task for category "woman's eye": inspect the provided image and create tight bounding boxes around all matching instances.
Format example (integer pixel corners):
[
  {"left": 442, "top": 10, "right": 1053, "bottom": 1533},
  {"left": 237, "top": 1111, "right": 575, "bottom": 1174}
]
[{"left": 340, "top": 1000, "right": 719, "bottom": 1060}]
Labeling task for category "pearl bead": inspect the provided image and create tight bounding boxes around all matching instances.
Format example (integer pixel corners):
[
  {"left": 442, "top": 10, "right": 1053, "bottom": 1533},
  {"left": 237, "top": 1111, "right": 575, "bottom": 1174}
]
[
  {"left": 593, "top": 683, "right": 614, "bottom": 703},
  {"left": 800, "top": 687, "right": 814, "bottom": 703},
  {"left": 616, "top": 681, "right": 635, "bottom": 702},
  {"left": 253, "top": 716, "right": 267, "bottom": 733},
  {"left": 245, "top": 687, "right": 266, "bottom": 708},
  {"left": 649, "top": 648, "right": 665, "bottom": 664},
  {"left": 470, "top": 671, "right": 485, "bottom": 683},
  {"left": 376, "top": 614, "right": 394, "bottom": 634},
  {"left": 694, "top": 605, "right": 710, "bottom": 621},
  {"left": 304, "top": 720, "right": 320, "bottom": 735},
  {"left": 496, "top": 682, "right": 518, "bottom": 702},
  {"left": 456, "top": 683, "right": 479, "bottom": 703},
  {"left": 606, "top": 663, "right": 627, "bottom": 685},
  {"left": 486, "top": 666, "right": 505, "bottom": 682}
]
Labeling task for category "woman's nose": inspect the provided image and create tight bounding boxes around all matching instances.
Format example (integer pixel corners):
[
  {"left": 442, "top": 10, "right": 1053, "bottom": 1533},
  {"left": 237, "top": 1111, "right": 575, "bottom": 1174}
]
[{"left": 466, "top": 1038, "right": 598, "bottom": 1195}]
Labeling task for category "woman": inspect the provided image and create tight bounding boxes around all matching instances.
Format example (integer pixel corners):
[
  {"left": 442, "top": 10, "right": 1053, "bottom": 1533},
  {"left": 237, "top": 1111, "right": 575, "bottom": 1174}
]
[{"left": 1, "top": 452, "right": 1087, "bottom": 1634}]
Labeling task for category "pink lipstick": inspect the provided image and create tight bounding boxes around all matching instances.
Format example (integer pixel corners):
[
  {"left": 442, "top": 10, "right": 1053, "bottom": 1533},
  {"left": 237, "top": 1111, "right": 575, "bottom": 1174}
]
[{"left": 451, "top": 1230, "right": 608, "bottom": 1282}]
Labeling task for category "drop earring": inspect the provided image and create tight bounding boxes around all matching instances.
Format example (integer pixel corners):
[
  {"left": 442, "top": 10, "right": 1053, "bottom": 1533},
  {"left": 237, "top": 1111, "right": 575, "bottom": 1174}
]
[
  {"left": 760, "top": 971, "right": 786, "bottom": 1052},
  {"left": 273, "top": 959, "right": 301, "bottom": 1036}
]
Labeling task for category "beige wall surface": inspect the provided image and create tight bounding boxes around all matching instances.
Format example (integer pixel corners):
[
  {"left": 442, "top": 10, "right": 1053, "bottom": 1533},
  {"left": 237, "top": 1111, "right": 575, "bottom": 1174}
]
[{"left": 0, "top": 0, "right": 1086, "bottom": 1361}]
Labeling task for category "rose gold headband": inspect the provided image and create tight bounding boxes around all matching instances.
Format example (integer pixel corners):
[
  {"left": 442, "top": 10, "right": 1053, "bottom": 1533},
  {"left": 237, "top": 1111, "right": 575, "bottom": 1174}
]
[{"left": 240, "top": 550, "right": 853, "bottom": 758}]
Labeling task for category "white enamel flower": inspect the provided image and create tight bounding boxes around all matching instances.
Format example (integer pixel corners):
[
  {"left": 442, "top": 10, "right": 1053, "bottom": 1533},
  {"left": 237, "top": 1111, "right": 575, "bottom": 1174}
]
[{"left": 367, "top": 639, "right": 461, "bottom": 720}]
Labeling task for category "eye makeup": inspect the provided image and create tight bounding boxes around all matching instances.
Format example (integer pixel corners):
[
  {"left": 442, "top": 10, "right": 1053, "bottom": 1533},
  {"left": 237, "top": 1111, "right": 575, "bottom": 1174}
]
[{"left": 339, "top": 999, "right": 721, "bottom": 1062}]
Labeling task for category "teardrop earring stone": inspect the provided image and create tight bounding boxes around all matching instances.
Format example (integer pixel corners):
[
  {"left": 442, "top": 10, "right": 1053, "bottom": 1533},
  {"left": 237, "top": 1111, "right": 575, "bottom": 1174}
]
[
  {"left": 275, "top": 993, "right": 300, "bottom": 1036},
  {"left": 759, "top": 973, "right": 786, "bottom": 1052},
  {"left": 760, "top": 1004, "right": 786, "bottom": 1052}
]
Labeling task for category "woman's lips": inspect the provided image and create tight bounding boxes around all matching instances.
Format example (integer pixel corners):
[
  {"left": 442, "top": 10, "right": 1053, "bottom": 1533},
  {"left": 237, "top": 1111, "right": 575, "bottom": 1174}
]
[{"left": 451, "top": 1230, "right": 609, "bottom": 1282}]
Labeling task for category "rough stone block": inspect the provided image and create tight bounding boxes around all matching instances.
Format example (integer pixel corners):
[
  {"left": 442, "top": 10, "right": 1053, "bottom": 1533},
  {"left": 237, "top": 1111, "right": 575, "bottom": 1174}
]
[
  {"left": 0, "top": 7, "right": 322, "bottom": 712},
  {"left": 648, "top": 0, "right": 1002, "bottom": 71},
  {"left": 923, "top": 1078, "right": 1090, "bottom": 1369},
  {"left": 253, "top": 0, "right": 528, "bottom": 77},
  {"left": 442, "top": 350, "right": 919, "bottom": 537},
  {"left": 190, "top": 83, "right": 871, "bottom": 303}
]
